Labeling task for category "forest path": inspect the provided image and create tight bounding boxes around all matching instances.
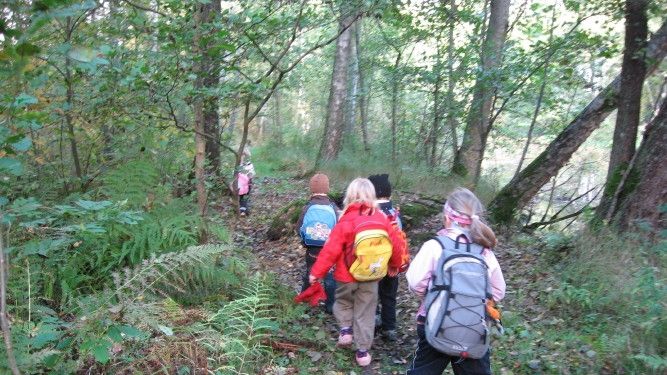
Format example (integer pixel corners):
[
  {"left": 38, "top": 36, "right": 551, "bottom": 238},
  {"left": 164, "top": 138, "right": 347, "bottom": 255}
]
[{"left": 221, "top": 176, "right": 539, "bottom": 374}]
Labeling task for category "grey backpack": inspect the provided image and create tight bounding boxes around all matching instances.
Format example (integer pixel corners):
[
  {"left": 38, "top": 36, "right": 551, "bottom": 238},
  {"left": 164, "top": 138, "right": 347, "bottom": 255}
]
[{"left": 423, "top": 234, "right": 492, "bottom": 359}]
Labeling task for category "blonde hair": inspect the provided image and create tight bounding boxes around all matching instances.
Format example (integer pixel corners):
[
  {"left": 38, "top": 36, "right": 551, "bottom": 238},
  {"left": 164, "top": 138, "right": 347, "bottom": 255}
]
[
  {"left": 446, "top": 187, "right": 497, "bottom": 249},
  {"left": 343, "top": 178, "right": 377, "bottom": 212}
]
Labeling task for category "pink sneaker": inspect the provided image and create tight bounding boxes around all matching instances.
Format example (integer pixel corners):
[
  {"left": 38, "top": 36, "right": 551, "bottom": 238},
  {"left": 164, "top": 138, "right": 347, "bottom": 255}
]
[
  {"left": 355, "top": 350, "right": 371, "bottom": 366},
  {"left": 337, "top": 327, "right": 353, "bottom": 347}
]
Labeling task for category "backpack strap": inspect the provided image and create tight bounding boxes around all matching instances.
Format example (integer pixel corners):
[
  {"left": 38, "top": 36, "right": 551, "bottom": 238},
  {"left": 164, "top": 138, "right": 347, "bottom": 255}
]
[{"left": 433, "top": 234, "right": 484, "bottom": 254}]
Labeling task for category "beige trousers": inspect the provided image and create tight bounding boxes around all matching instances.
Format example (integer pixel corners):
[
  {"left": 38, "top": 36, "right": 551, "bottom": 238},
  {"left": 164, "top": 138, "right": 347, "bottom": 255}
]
[{"left": 333, "top": 280, "right": 379, "bottom": 351}]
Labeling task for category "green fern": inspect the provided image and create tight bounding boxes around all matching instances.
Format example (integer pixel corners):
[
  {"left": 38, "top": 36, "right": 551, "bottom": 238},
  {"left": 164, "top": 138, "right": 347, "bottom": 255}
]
[
  {"left": 112, "top": 244, "right": 230, "bottom": 303},
  {"left": 100, "top": 158, "right": 163, "bottom": 207},
  {"left": 110, "top": 200, "right": 199, "bottom": 266},
  {"left": 203, "top": 277, "right": 278, "bottom": 374},
  {"left": 633, "top": 354, "right": 667, "bottom": 372}
]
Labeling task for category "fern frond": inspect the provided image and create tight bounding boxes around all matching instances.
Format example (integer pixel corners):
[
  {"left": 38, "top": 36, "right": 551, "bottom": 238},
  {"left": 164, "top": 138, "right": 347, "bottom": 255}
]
[
  {"left": 112, "top": 244, "right": 230, "bottom": 303},
  {"left": 203, "top": 276, "right": 278, "bottom": 374}
]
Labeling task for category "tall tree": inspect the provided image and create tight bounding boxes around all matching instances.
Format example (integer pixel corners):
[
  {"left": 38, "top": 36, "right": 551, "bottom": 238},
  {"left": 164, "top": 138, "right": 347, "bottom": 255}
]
[
  {"left": 318, "top": 8, "right": 357, "bottom": 163},
  {"left": 344, "top": 20, "right": 359, "bottom": 136},
  {"left": 452, "top": 0, "right": 511, "bottom": 184},
  {"left": 597, "top": 0, "right": 649, "bottom": 219},
  {"left": 612, "top": 98, "right": 667, "bottom": 233},
  {"left": 354, "top": 20, "right": 371, "bottom": 152},
  {"left": 489, "top": 20, "right": 667, "bottom": 224},
  {"left": 192, "top": 0, "right": 220, "bottom": 239}
]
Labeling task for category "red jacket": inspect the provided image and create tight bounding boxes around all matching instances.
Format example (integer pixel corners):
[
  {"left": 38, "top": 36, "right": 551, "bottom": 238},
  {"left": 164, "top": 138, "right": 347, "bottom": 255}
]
[{"left": 310, "top": 202, "right": 408, "bottom": 283}]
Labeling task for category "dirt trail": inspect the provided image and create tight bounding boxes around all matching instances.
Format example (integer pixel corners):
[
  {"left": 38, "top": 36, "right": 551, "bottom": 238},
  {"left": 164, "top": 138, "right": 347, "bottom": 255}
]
[{"left": 224, "top": 177, "right": 529, "bottom": 374}]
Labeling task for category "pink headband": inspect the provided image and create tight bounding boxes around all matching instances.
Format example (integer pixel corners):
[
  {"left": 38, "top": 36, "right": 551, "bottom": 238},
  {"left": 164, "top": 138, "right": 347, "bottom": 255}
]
[{"left": 444, "top": 202, "right": 477, "bottom": 226}]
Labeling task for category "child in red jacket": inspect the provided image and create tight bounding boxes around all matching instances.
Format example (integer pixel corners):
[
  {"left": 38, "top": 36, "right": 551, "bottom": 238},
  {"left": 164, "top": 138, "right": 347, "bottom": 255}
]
[{"left": 309, "top": 178, "right": 407, "bottom": 367}]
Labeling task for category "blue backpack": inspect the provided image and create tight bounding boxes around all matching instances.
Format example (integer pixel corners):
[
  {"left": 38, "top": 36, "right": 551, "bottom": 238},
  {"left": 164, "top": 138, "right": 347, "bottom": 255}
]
[{"left": 300, "top": 203, "right": 337, "bottom": 246}]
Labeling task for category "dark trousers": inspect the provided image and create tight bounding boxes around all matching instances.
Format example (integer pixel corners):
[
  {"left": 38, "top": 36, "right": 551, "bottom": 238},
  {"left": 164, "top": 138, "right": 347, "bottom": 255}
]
[
  {"left": 377, "top": 275, "right": 399, "bottom": 330},
  {"left": 407, "top": 323, "right": 491, "bottom": 375},
  {"left": 301, "top": 246, "right": 336, "bottom": 313},
  {"left": 239, "top": 194, "right": 250, "bottom": 212},
  {"left": 239, "top": 184, "right": 252, "bottom": 213}
]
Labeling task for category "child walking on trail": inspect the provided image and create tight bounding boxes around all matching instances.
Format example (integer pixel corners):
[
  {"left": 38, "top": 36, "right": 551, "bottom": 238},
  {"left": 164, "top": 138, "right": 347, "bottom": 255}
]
[
  {"left": 309, "top": 178, "right": 408, "bottom": 367},
  {"left": 237, "top": 155, "right": 255, "bottom": 216},
  {"left": 405, "top": 188, "right": 506, "bottom": 375},
  {"left": 368, "top": 174, "right": 407, "bottom": 342},
  {"left": 296, "top": 173, "right": 338, "bottom": 313}
]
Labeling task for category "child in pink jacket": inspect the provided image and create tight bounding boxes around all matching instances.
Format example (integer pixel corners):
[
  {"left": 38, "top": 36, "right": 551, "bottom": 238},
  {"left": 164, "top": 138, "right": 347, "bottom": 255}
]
[{"left": 405, "top": 187, "right": 506, "bottom": 375}]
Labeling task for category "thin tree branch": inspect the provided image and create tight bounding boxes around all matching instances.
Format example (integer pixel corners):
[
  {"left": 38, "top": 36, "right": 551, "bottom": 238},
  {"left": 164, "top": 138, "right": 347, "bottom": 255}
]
[{"left": 120, "top": 0, "right": 168, "bottom": 17}]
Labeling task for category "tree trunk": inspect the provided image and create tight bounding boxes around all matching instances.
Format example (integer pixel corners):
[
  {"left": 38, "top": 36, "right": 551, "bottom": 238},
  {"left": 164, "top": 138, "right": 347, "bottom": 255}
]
[
  {"left": 612, "top": 98, "right": 667, "bottom": 233},
  {"left": 390, "top": 51, "right": 402, "bottom": 162},
  {"left": 0, "top": 226, "right": 20, "bottom": 375},
  {"left": 452, "top": 0, "right": 510, "bottom": 183},
  {"left": 193, "top": 1, "right": 220, "bottom": 240},
  {"left": 344, "top": 21, "right": 359, "bottom": 137},
  {"left": 430, "top": 48, "right": 442, "bottom": 167},
  {"left": 273, "top": 88, "right": 283, "bottom": 146},
  {"left": 489, "top": 20, "right": 667, "bottom": 224},
  {"left": 317, "top": 11, "right": 356, "bottom": 163},
  {"left": 355, "top": 20, "right": 370, "bottom": 152},
  {"left": 597, "top": 0, "right": 648, "bottom": 218},
  {"left": 446, "top": 0, "right": 459, "bottom": 159},
  {"left": 199, "top": 2, "right": 221, "bottom": 175},
  {"left": 64, "top": 18, "right": 82, "bottom": 182}
]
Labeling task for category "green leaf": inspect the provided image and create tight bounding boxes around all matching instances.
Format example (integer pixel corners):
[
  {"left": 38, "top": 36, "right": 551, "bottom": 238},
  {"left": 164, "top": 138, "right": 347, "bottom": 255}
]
[
  {"left": 12, "top": 93, "right": 38, "bottom": 108},
  {"left": 0, "top": 157, "right": 23, "bottom": 176},
  {"left": 31, "top": 331, "right": 62, "bottom": 349},
  {"left": 107, "top": 326, "right": 123, "bottom": 342},
  {"left": 21, "top": 238, "right": 70, "bottom": 257},
  {"left": 68, "top": 46, "right": 96, "bottom": 63},
  {"left": 16, "top": 42, "right": 41, "bottom": 57},
  {"left": 11, "top": 136, "right": 32, "bottom": 152},
  {"left": 75, "top": 200, "right": 112, "bottom": 211},
  {"left": 118, "top": 325, "right": 144, "bottom": 338},
  {"left": 92, "top": 340, "right": 111, "bottom": 364}
]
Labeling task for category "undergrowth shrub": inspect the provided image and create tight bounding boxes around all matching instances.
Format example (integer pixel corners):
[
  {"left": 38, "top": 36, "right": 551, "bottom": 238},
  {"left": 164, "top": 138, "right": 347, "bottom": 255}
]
[
  {"left": 0, "top": 245, "right": 237, "bottom": 373},
  {"left": 100, "top": 157, "right": 166, "bottom": 207},
  {"left": 545, "top": 229, "right": 666, "bottom": 373}
]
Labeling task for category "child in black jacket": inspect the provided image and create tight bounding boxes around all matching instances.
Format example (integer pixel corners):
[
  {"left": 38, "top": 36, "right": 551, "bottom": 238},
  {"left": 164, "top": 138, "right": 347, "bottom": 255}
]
[{"left": 368, "top": 174, "right": 403, "bottom": 341}]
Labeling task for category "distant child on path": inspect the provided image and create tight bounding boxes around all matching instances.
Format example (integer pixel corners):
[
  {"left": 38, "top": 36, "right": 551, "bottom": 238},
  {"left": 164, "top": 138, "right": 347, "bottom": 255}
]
[
  {"left": 309, "top": 178, "right": 407, "bottom": 367},
  {"left": 296, "top": 173, "right": 338, "bottom": 313},
  {"left": 237, "top": 155, "right": 255, "bottom": 216},
  {"left": 405, "top": 188, "right": 505, "bottom": 375},
  {"left": 368, "top": 174, "right": 406, "bottom": 342}
]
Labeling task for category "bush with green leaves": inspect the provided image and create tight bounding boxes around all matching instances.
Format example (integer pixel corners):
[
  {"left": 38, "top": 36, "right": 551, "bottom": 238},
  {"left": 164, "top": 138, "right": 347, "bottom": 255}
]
[{"left": 545, "top": 229, "right": 666, "bottom": 373}]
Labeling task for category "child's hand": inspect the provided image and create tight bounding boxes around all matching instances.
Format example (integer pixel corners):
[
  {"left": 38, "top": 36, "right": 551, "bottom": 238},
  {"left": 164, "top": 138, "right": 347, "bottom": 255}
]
[
  {"left": 387, "top": 267, "right": 399, "bottom": 277},
  {"left": 308, "top": 274, "right": 319, "bottom": 284}
]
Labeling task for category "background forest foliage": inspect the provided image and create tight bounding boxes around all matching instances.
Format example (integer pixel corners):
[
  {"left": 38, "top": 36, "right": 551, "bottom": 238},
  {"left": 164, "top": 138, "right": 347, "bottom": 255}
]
[{"left": 1, "top": 0, "right": 665, "bottom": 373}]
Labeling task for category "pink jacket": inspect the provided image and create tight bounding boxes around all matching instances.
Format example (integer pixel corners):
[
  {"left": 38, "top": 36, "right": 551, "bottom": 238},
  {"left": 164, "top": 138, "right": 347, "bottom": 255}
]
[{"left": 405, "top": 227, "right": 506, "bottom": 318}]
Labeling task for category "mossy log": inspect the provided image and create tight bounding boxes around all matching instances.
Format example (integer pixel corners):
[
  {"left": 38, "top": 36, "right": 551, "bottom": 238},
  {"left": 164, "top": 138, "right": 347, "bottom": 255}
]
[
  {"left": 398, "top": 198, "right": 442, "bottom": 230},
  {"left": 266, "top": 198, "right": 307, "bottom": 241}
]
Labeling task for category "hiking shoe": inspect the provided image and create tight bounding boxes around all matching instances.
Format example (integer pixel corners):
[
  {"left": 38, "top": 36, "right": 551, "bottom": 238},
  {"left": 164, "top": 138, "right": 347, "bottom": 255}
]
[
  {"left": 383, "top": 329, "right": 398, "bottom": 342},
  {"left": 337, "top": 327, "right": 353, "bottom": 347},
  {"left": 355, "top": 350, "right": 371, "bottom": 366}
]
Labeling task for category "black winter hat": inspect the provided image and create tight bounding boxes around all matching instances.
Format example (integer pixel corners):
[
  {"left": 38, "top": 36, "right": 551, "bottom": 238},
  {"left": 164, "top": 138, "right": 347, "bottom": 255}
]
[{"left": 368, "top": 174, "right": 392, "bottom": 198}]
